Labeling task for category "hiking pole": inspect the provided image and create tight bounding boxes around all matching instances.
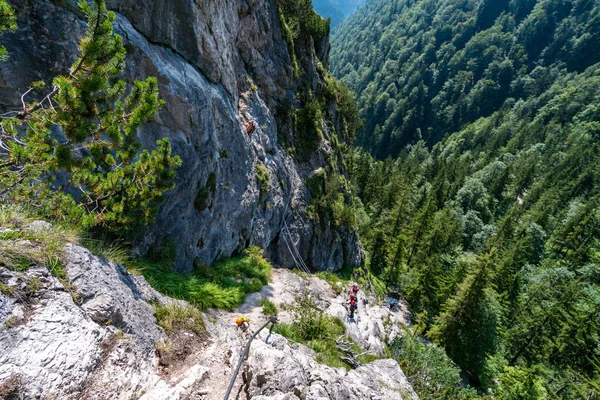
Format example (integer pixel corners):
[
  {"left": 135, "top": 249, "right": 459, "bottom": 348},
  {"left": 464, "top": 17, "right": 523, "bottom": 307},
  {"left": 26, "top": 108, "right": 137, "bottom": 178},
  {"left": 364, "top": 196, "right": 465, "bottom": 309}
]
[{"left": 223, "top": 316, "right": 278, "bottom": 400}]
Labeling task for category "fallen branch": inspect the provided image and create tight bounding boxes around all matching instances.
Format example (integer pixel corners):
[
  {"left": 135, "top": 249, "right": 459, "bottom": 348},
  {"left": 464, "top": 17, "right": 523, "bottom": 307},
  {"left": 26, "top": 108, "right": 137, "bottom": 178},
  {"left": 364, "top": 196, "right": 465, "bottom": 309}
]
[{"left": 331, "top": 334, "right": 376, "bottom": 369}]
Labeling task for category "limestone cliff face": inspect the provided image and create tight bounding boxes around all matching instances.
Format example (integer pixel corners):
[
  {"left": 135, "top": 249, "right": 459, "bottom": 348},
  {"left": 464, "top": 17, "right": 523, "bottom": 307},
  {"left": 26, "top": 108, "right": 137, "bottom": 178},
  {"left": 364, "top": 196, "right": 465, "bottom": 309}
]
[{"left": 0, "top": 0, "right": 363, "bottom": 271}]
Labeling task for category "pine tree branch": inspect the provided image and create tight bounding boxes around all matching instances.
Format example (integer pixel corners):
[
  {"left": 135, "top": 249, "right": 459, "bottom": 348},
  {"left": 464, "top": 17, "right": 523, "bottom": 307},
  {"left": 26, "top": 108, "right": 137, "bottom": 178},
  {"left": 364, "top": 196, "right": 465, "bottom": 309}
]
[
  {"left": 16, "top": 86, "right": 58, "bottom": 120},
  {"left": 70, "top": 2, "right": 103, "bottom": 78}
]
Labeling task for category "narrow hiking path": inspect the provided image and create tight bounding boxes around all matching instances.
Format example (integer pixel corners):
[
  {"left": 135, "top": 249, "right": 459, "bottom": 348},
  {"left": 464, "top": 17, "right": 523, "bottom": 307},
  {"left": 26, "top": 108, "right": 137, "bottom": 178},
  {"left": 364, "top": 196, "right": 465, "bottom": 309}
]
[
  {"left": 192, "top": 269, "right": 413, "bottom": 399},
  {"left": 141, "top": 268, "right": 415, "bottom": 399}
]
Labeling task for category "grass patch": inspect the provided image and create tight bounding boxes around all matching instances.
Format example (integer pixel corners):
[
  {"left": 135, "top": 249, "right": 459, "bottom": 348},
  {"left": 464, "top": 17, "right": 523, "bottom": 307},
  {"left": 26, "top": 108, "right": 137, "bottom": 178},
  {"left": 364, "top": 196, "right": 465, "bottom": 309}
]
[
  {"left": 315, "top": 271, "right": 349, "bottom": 295},
  {"left": 290, "top": 268, "right": 311, "bottom": 279},
  {"left": 0, "top": 205, "right": 79, "bottom": 273},
  {"left": 0, "top": 281, "right": 14, "bottom": 296},
  {"left": 369, "top": 273, "right": 386, "bottom": 299},
  {"left": 47, "top": 257, "right": 67, "bottom": 281},
  {"left": 275, "top": 293, "right": 376, "bottom": 370},
  {"left": 131, "top": 246, "right": 272, "bottom": 310},
  {"left": 82, "top": 238, "right": 130, "bottom": 266},
  {"left": 26, "top": 276, "right": 41, "bottom": 292},
  {"left": 255, "top": 165, "right": 270, "bottom": 197},
  {"left": 154, "top": 302, "right": 205, "bottom": 335},
  {"left": 0, "top": 231, "right": 21, "bottom": 241},
  {"left": 310, "top": 337, "right": 349, "bottom": 369},
  {"left": 353, "top": 269, "right": 386, "bottom": 300},
  {"left": 261, "top": 299, "right": 278, "bottom": 316},
  {"left": 4, "top": 315, "right": 21, "bottom": 329}
]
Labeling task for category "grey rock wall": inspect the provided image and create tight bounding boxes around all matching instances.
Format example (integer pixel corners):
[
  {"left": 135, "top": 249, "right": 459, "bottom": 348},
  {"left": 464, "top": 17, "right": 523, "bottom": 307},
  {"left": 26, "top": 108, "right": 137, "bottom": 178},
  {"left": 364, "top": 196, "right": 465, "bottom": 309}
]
[
  {"left": 0, "top": 0, "right": 363, "bottom": 271},
  {"left": 244, "top": 334, "right": 419, "bottom": 400},
  {"left": 0, "top": 244, "right": 165, "bottom": 399}
]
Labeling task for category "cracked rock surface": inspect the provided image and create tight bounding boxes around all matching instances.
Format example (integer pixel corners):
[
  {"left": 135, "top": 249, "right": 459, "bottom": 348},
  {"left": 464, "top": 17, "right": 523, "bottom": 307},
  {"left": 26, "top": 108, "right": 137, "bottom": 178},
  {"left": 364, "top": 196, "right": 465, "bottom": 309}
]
[
  {"left": 0, "top": 244, "right": 200, "bottom": 399},
  {"left": 243, "top": 331, "right": 418, "bottom": 400},
  {"left": 0, "top": 238, "right": 417, "bottom": 399}
]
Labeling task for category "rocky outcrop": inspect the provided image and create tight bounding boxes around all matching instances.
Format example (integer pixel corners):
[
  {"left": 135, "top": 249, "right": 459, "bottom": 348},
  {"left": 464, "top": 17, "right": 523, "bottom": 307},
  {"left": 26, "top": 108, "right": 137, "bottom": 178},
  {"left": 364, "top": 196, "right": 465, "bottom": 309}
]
[
  {"left": 0, "top": 237, "right": 221, "bottom": 399},
  {"left": 244, "top": 334, "right": 418, "bottom": 400},
  {"left": 0, "top": 244, "right": 163, "bottom": 399},
  {"left": 0, "top": 0, "right": 363, "bottom": 271},
  {"left": 229, "top": 268, "right": 411, "bottom": 356},
  {"left": 0, "top": 229, "right": 416, "bottom": 399}
]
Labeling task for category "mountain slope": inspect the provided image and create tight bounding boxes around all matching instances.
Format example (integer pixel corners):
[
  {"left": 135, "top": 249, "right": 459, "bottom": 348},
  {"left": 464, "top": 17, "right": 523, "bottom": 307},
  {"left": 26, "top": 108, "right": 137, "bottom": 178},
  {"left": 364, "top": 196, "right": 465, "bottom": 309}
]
[
  {"left": 312, "top": 0, "right": 366, "bottom": 27},
  {"left": 348, "top": 34, "right": 600, "bottom": 400},
  {"left": 0, "top": 217, "right": 416, "bottom": 399},
  {"left": 0, "top": 0, "right": 363, "bottom": 271},
  {"left": 331, "top": 0, "right": 600, "bottom": 158}
]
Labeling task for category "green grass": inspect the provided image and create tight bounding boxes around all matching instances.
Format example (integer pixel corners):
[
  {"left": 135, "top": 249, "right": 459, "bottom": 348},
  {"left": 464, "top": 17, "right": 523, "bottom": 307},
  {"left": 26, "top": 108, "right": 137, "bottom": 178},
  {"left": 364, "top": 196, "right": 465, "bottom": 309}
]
[
  {"left": 290, "top": 268, "right": 311, "bottom": 279},
  {"left": 47, "top": 257, "right": 67, "bottom": 281},
  {"left": 154, "top": 302, "right": 205, "bottom": 335},
  {"left": 131, "top": 246, "right": 272, "bottom": 310},
  {"left": 353, "top": 269, "right": 386, "bottom": 300},
  {"left": 261, "top": 299, "right": 278, "bottom": 316},
  {"left": 82, "top": 238, "right": 130, "bottom": 266},
  {"left": 0, "top": 231, "right": 21, "bottom": 241},
  {"left": 369, "top": 273, "right": 386, "bottom": 299},
  {"left": 275, "top": 293, "right": 379, "bottom": 370},
  {"left": 310, "top": 338, "right": 349, "bottom": 368},
  {"left": 0, "top": 281, "right": 14, "bottom": 296},
  {"left": 276, "top": 316, "right": 378, "bottom": 370},
  {"left": 316, "top": 271, "right": 349, "bottom": 295},
  {"left": 255, "top": 165, "right": 270, "bottom": 196},
  {"left": 0, "top": 205, "right": 79, "bottom": 273}
]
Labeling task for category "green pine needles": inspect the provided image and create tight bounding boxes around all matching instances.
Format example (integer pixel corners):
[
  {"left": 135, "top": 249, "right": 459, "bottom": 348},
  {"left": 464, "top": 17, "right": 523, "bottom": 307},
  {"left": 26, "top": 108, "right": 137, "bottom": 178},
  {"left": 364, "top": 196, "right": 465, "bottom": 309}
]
[
  {"left": 0, "top": 0, "right": 15, "bottom": 61},
  {"left": 0, "top": 0, "right": 181, "bottom": 237}
]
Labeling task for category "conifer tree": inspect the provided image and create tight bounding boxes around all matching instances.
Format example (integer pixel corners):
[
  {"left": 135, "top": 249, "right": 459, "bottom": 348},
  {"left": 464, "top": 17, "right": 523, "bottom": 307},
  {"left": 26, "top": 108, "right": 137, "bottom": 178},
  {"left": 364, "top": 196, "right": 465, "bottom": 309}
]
[
  {"left": 0, "top": 0, "right": 181, "bottom": 237},
  {"left": 0, "top": 0, "right": 15, "bottom": 61},
  {"left": 428, "top": 254, "right": 502, "bottom": 386}
]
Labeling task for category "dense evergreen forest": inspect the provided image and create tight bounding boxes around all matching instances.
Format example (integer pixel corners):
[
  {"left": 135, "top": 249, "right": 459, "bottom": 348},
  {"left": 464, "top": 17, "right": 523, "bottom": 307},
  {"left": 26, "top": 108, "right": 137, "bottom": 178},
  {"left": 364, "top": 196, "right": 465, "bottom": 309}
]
[
  {"left": 332, "top": 0, "right": 600, "bottom": 398},
  {"left": 349, "top": 64, "right": 600, "bottom": 397},
  {"left": 332, "top": 0, "right": 600, "bottom": 158}
]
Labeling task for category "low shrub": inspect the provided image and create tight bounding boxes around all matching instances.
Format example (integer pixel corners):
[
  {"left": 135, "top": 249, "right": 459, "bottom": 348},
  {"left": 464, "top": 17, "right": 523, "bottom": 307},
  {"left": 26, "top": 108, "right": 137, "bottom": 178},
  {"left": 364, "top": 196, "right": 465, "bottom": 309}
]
[
  {"left": 390, "top": 331, "right": 480, "bottom": 398},
  {"left": 276, "top": 292, "right": 377, "bottom": 370},
  {"left": 255, "top": 165, "right": 270, "bottom": 197},
  {"left": 0, "top": 205, "right": 78, "bottom": 273},
  {"left": 261, "top": 299, "right": 278, "bottom": 316}
]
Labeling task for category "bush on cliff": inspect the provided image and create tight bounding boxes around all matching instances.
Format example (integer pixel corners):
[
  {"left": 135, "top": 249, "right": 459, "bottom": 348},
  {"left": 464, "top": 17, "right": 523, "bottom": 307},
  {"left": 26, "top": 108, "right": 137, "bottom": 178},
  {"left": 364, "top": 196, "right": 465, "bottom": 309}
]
[{"left": 0, "top": 0, "right": 180, "bottom": 239}]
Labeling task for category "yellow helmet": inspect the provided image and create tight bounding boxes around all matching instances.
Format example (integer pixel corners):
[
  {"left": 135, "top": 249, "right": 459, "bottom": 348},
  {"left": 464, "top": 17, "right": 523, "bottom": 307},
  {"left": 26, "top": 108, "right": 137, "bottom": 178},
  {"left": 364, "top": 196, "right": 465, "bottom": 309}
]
[{"left": 236, "top": 317, "right": 244, "bottom": 325}]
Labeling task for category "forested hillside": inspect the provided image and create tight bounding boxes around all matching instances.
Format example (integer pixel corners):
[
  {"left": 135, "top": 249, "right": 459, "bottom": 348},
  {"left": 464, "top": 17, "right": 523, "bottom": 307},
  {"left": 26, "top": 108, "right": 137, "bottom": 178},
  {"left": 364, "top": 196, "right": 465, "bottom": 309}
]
[
  {"left": 332, "top": 0, "right": 600, "bottom": 158},
  {"left": 349, "top": 42, "right": 600, "bottom": 400},
  {"left": 332, "top": 0, "right": 600, "bottom": 397},
  {"left": 312, "top": 0, "right": 366, "bottom": 27}
]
